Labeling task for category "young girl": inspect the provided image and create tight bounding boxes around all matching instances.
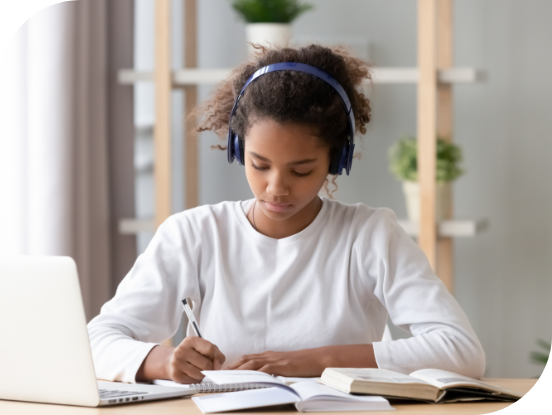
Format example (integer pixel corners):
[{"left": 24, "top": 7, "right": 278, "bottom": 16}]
[{"left": 88, "top": 44, "right": 485, "bottom": 384}]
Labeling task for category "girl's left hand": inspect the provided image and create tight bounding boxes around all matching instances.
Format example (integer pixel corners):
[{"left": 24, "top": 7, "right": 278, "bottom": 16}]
[
  {"left": 223, "top": 344, "right": 377, "bottom": 377},
  {"left": 223, "top": 349, "right": 326, "bottom": 377}
]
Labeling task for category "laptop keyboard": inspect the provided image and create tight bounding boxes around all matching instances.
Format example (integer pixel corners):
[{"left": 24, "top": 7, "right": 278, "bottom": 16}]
[{"left": 99, "top": 389, "right": 149, "bottom": 403}]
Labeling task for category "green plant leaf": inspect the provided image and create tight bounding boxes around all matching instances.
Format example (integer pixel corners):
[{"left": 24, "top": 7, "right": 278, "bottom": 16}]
[
  {"left": 232, "top": 0, "right": 314, "bottom": 23},
  {"left": 536, "top": 339, "right": 551, "bottom": 351},
  {"left": 388, "top": 136, "right": 464, "bottom": 182},
  {"left": 530, "top": 338, "right": 551, "bottom": 366}
]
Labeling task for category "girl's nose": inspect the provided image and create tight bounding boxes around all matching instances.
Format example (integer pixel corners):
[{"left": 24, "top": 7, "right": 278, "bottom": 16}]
[{"left": 266, "top": 171, "right": 289, "bottom": 197}]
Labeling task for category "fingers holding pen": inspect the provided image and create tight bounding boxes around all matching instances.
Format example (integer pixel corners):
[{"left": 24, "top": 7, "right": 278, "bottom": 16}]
[
  {"left": 178, "top": 298, "right": 226, "bottom": 372},
  {"left": 213, "top": 348, "right": 225, "bottom": 370},
  {"left": 185, "top": 345, "right": 214, "bottom": 371},
  {"left": 170, "top": 336, "right": 226, "bottom": 383}
]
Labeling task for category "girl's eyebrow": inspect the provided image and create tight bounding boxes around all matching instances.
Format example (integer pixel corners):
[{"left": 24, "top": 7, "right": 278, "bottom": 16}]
[{"left": 249, "top": 151, "right": 317, "bottom": 166}]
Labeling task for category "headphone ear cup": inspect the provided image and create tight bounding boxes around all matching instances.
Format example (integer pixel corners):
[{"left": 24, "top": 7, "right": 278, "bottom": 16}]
[
  {"left": 239, "top": 138, "right": 245, "bottom": 165},
  {"left": 346, "top": 143, "right": 355, "bottom": 175},
  {"left": 227, "top": 129, "right": 235, "bottom": 163},
  {"left": 336, "top": 146, "right": 348, "bottom": 175},
  {"left": 234, "top": 135, "right": 244, "bottom": 165},
  {"left": 328, "top": 147, "right": 346, "bottom": 175},
  {"left": 328, "top": 149, "right": 338, "bottom": 175}
]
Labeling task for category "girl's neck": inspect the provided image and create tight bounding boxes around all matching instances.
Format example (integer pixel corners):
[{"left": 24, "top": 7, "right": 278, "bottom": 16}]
[{"left": 248, "top": 197, "right": 323, "bottom": 239}]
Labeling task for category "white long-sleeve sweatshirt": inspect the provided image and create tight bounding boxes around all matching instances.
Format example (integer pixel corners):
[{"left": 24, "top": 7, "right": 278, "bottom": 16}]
[{"left": 87, "top": 198, "right": 486, "bottom": 383}]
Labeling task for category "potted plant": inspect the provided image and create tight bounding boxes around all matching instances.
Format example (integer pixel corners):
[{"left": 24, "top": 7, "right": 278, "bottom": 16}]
[
  {"left": 530, "top": 339, "right": 550, "bottom": 367},
  {"left": 388, "top": 136, "right": 464, "bottom": 222},
  {"left": 232, "top": 0, "right": 314, "bottom": 54}
]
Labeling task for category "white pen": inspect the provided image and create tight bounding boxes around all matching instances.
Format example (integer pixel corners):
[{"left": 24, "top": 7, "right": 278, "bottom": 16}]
[{"left": 181, "top": 299, "right": 203, "bottom": 338}]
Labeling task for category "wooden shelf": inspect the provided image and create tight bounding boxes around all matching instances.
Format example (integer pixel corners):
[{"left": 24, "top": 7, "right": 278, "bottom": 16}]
[
  {"left": 119, "top": 218, "right": 488, "bottom": 237},
  {"left": 398, "top": 219, "right": 489, "bottom": 238},
  {"left": 118, "top": 67, "right": 486, "bottom": 86}
]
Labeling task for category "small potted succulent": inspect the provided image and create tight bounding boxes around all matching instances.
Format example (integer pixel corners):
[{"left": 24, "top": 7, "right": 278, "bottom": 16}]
[
  {"left": 388, "top": 136, "right": 464, "bottom": 222},
  {"left": 232, "top": 0, "right": 314, "bottom": 54}
]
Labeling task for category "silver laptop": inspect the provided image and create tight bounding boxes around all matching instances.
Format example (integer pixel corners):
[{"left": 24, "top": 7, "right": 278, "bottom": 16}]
[{"left": 0, "top": 256, "right": 196, "bottom": 407}]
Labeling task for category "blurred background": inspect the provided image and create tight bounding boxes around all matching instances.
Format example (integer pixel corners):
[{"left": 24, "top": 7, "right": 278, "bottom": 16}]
[{"left": 0, "top": 0, "right": 551, "bottom": 379}]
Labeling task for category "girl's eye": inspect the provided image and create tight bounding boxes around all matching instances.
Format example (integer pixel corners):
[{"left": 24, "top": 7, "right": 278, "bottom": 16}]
[
  {"left": 251, "top": 163, "right": 268, "bottom": 171},
  {"left": 252, "top": 163, "right": 311, "bottom": 177}
]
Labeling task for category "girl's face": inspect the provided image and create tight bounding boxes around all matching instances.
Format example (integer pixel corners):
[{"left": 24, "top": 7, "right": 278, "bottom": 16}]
[{"left": 244, "top": 118, "right": 330, "bottom": 223}]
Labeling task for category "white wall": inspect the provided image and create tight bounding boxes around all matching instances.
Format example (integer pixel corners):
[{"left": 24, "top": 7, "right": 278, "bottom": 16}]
[{"left": 134, "top": 0, "right": 552, "bottom": 378}]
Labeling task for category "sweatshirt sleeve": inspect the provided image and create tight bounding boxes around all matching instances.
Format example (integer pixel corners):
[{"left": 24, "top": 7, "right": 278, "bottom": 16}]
[
  {"left": 87, "top": 214, "right": 200, "bottom": 383},
  {"left": 364, "top": 209, "right": 486, "bottom": 379}
]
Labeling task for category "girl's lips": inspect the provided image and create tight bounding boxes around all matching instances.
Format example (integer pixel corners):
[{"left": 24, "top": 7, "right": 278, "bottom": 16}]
[{"left": 263, "top": 201, "right": 292, "bottom": 212}]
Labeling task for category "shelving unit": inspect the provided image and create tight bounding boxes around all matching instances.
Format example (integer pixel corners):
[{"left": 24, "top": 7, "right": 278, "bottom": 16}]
[{"left": 120, "top": 0, "right": 487, "bottom": 294}]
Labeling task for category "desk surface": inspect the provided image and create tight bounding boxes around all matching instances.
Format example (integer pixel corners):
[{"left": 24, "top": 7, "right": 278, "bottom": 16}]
[{"left": 0, "top": 378, "right": 536, "bottom": 415}]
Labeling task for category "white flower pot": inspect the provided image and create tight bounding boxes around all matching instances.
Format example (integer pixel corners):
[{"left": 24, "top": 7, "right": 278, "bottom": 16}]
[
  {"left": 246, "top": 23, "right": 291, "bottom": 54},
  {"left": 402, "top": 181, "right": 452, "bottom": 222}
]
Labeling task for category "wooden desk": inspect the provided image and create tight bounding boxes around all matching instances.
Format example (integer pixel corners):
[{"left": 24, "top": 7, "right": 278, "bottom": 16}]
[{"left": 0, "top": 378, "right": 535, "bottom": 415}]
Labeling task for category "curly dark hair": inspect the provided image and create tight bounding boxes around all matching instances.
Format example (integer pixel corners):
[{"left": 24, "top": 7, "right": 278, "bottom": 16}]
[{"left": 195, "top": 43, "right": 372, "bottom": 193}]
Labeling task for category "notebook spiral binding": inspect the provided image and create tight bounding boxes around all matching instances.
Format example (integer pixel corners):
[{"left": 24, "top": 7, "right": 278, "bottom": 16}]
[{"left": 191, "top": 383, "right": 268, "bottom": 393}]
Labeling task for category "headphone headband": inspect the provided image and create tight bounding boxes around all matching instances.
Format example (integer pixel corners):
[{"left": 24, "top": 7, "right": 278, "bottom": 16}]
[{"left": 227, "top": 62, "right": 356, "bottom": 175}]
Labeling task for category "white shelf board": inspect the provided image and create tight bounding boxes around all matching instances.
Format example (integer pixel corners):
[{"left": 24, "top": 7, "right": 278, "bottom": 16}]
[
  {"left": 118, "top": 67, "right": 486, "bottom": 86},
  {"left": 398, "top": 219, "right": 489, "bottom": 238},
  {"left": 173, "top": 68, "right": 232, "bottom": 85},
  {"left": 119, "top": 218, "right": 155, "bottom": 234},
  {"left": 119, "top": 70, "right": 153, "bottom": 83},
  {"left": 119, "top": 218, "right": 488, "bottom": 237},
  {"left": 371, "top": 67, "right": 486, "bottom": 84}
]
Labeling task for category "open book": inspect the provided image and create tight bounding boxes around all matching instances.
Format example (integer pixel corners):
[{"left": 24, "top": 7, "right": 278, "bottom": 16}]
[
  {"left": 191, "top": 370, "right": 394, "bottom": 413},
  {"left": 320, "top": 368, "right": 523, "bottom": 403}
]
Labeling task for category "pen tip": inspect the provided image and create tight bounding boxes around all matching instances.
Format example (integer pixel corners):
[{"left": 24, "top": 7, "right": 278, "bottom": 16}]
[{"left": 182, "top": 299, "right": 188, "bottom": 305}]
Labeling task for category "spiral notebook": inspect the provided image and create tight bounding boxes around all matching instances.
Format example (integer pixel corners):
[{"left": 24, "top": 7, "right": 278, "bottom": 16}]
[
  {"left": 153, "top": 376, "right": 319, "bottom": 393},
  {"left": 153, "top": 379, "right": 267, "bottom": 392}
]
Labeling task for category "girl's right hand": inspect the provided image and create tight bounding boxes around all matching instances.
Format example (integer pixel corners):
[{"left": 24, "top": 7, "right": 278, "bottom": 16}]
[{"left": 168, "top": 336, "right": 226, "bottom": 384}]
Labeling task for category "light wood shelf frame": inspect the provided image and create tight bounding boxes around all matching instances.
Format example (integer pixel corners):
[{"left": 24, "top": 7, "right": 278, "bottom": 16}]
[
  {"left": 183, "top": 0, "right": 199, "bottom": 210},
  {"left": 123, "top": 0, "right": 487, "bottom": 295},
  {"left": 154, "top": 0, "right": 172, "bottom": 229}
]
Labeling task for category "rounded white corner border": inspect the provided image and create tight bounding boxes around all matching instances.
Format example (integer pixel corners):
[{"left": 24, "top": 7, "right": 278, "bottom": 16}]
[
  {"left": 0, "top": 1, "right": 550, "bottom": 414},
  {"left": 0, "top": 0, "right": 78, "bottom": 57},
  {"left": 486, "top": 349, "right": 551, "bottom": 414}
]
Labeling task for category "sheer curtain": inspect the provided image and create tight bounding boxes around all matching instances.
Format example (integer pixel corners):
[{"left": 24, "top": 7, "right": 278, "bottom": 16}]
[{"left": 0, "top": 0, "right": 136, "bottom": 321}]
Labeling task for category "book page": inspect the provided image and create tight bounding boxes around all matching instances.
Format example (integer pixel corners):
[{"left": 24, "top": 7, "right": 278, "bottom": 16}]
[
  {"left": 192, "top": 387, "right": 299, "bottom": 414},
  {"left": 292, "top": 381, "right": 348, "bottom": 401},
  {"left": 276, "top": 376, "right": 321, "bottom": 385},
  {"left": 291, "top": 383, "right": 394, "bottom": 412},
  {"left": 409, "top": 369, "right": 521, "bottom": 396},
  {"left": 290, "top": 381, "right": 385, "bottom": 402},
  {"left": 201, "top": 370, "right": 286, "bottom": 387},
  {"left": 327, "top": 368, "right": 429, "bottom": 384}
]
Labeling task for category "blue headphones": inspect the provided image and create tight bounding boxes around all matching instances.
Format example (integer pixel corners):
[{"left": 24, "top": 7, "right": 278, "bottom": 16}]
[{"left": 227, "top": 62, "right": 356, "bottom": 175}]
